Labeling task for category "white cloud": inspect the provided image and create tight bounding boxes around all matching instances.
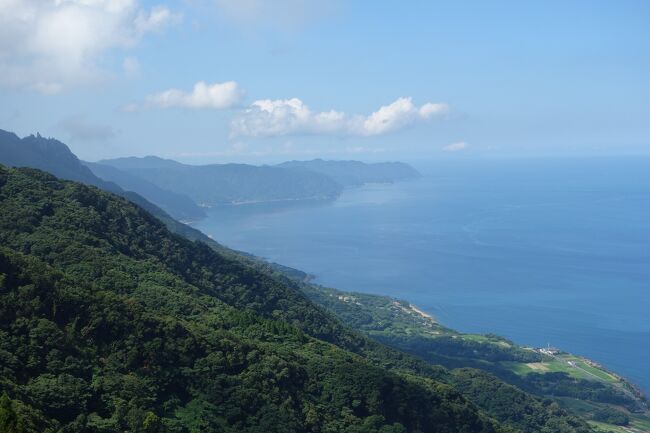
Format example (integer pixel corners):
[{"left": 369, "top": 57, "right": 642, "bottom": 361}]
[
  {"left": 362, "top": 98, "right": 448, "bottom": 136},
  {"left": 230, "top": 97, "right": 449, "bottom": 138},
  {"left": 134, "top": 5, "right": 180, "bottom": 34},
  {"left": 442, "top": 141, "right": 468, "bottom": 152},
  {"left": 144, "top": 81, "right": 244, "bottom": 109},
  {"left": 0, "top": 0, "right": 180, "bottom": 93}
]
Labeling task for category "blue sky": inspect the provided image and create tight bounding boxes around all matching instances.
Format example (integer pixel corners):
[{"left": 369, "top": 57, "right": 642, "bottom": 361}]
[{"left": 1, "top": 0, "right": 649, "bottom": 163}]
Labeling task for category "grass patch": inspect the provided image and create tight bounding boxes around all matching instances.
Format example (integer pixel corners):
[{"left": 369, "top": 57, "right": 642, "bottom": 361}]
[
  {"left": 500, "top": 361, "right": 534, "bottom": 375},
  {"left": 556, "top": 354, "right": 619, "bottom": 383},
  {"left": 630, "top": 414, "right": 650, "bottom": 432},
  {"left": 559, "top": 398, "right": 650, "bottom": 433},
  {"left": 459, "top": 334, "right": 491, "bottom": 343},
  {"left": 587, "top": 420, "right": 629, "bottom": 433},
  {"left": 501, "top": 355, "right": 619, "bottom": 384}
]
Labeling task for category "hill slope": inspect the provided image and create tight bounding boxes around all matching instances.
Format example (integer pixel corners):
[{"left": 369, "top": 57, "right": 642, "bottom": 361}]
[
  {"left": 0, "top": 129, "right": 201, "bottom": 225},
  {"left": 298, "top": 283, "right": 650, "bottom": 433},
  {"left": 84, "top": 161, "right": 205, "bottom": 221},
  {"left": 0, "top": 129, "right": 604, "bottom": 432},
  {"left": 0, "top": 130, "right": 111, "bottom": 188},
  {"left": 0, "top": 165, "right": 509, "bottom": 433}
]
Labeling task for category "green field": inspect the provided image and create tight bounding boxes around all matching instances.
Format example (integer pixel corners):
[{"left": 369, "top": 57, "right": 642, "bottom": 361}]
[
  {"left": 587, "top": 420, "right": 629, "bottom": 433},
  {"left": 559, "top": 398, "right": 650, "bottom": 433},
  {"left": 588, "top": 417, "right": 650, "bottom": 433},
  {"left": 501, "top": 353, "right": 619, "bottom": 383},
  {"left": 459, "top": 333, "right": 514, "bottom": 348},
  {"left": 630, "top": 416, "right": 650, "bottom": 432}
]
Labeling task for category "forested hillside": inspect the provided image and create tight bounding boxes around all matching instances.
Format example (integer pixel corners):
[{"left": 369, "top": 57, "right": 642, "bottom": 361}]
[
  {"left": 84, "top": 161, "right": 206, "bottom": 221},
  {"left": 0, "top": 166, "right": 599, "bottom": 432},
  {"left": 0, "top": 165, "right": 512, "bottom": 433},
  {"left": 0, "top": 129, "right": 201, "bottom": 224},
  {"left": 0, "top": 131, "right": 609, "bottom": 432},
  {"left": 298, "top": 284, "right": 650, "bottom": 433}
]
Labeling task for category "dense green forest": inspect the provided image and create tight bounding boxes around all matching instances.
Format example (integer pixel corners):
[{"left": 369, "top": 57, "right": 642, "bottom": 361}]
[
  {"left": 297, "top": 284, "right": 650, "bottom": 432},
  {"left": 0, "top": 165, "right": 600, "bottom": 432}
]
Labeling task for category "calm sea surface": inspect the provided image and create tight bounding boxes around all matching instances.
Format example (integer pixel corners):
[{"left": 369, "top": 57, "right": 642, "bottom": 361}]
[{"left": 194, "top": 157, "right": 650, "bottom": 395}]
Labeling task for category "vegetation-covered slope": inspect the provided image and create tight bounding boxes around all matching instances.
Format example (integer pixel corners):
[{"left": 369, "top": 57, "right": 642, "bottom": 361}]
[
  {"left": 84, "top": 161, "right": 206, "bottom": 221},
  {"left": 298, "top": 284, "right": 650, "bottom": 433},
  {"left": 0, "top": 131, "right": 603, "bottom": 432},
  {"left": 0, "top": 129, "right": 199, "bottom": 226},
  {"left": 0, "top": 165, "right": 508, "bottom": 433},
  {"left": 0, "top": 130, "right": 112, "bottom": 190}
]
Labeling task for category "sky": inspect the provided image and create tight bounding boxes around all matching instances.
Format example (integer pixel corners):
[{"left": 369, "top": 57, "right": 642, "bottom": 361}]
[{"left": 1, "top": 0, "right": 649, "bottom": 164}]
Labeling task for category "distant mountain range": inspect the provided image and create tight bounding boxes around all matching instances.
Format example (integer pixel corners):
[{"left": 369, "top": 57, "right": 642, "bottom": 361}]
[
  {"left": 0, "top": 130, "right": 420, "bottom": 221},
  {"left": 97, "top": 156, "right": 344, "bottom": 208},
  {"left": 95, "top": 155, "right": 420, "bottom": 211},
  {"left": 0, "top": 129, "right": 202, "bottom": 224},
  {"left": 0, "top": 129, "right": 420, "bottom": 221},
  {"left": 98, "top": 156, "right": 420, "bottom": 209},
  {"left": 277, "top": 158, "right": 421, "bottom": 186},
  {"left": 83, "top": 161, "right": 207, "bottom": 220}
]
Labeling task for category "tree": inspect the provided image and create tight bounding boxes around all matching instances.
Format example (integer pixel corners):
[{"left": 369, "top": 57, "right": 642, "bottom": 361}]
[{"left": 0, "top": 393, "right": 21, "bottom": 433}]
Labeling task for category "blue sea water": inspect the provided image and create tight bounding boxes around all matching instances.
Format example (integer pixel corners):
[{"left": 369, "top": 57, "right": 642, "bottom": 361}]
[{"left": 194, "top": 157, "right": 650, "bottom": 395}]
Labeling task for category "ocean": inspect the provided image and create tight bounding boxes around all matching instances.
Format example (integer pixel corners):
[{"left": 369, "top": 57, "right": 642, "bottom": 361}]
[{"left": 193, "top": 156, "right": 650, "bottom": 395}]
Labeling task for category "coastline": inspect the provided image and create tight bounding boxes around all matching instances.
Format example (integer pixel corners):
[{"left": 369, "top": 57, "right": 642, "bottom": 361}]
[{"left": 408, "top": 303, "right": 438, "bottom": 323}]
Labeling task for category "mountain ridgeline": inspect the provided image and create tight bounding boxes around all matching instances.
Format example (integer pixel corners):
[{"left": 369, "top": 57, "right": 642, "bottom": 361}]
[
  {"left": 96, "top": 156, "right": 343, "bottom": 208},
  {"left": 95, "top": 156, "right": 420, "bottom": 209},
  {"left": 0, "top": 130, "right": 112, "bottom": 189},
  {"left": 0, "top": 130, "right": 201, "bottom": 225},
  {"left": 0, "top": 129, "right": 422, "bottom": 222},
  {"left": 83, "top": 161, "right": 207, "bottom": 221},
  {"left": 0, "top": 130, "right": 419, "bottom": 221}
]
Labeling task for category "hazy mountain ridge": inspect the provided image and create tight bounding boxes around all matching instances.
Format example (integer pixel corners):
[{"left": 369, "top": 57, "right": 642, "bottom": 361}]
[
  {"left": 99, "top": 156, "right": 344, "bottom": 207},
  {"left": 98, "top": 156, "right": 421, "bottom": 208},
  {"left": 83, "top": 161, "right": 206, "bottom": 221},
  {"left": 0, "top": 129, "right": 208, "bottom": 226},
  {"left": 97, "top": 155, "right": 185, "bottom": 170},
  {"left": 277, "top": 159, "right": 421, "bottom": 187},
  {"left": 1, "top": 129, "right": 420, "bottom": 216}
]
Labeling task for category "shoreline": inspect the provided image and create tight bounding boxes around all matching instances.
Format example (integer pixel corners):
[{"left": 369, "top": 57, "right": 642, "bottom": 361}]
[
  {"left": 408, "top": 303, "right": 438, "bottom": 323},
  {"left": 191, "top": 176, "right": 423, "bottom": 210}
]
